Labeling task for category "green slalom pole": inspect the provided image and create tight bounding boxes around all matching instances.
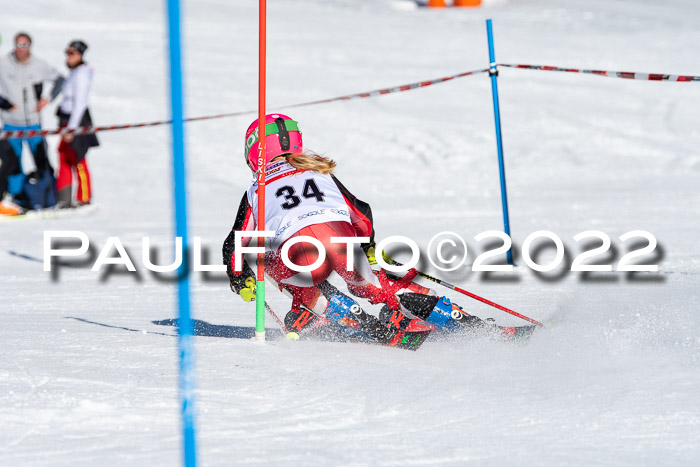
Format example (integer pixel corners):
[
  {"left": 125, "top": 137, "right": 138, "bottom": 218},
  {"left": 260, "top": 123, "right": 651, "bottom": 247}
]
[
  {"left": 256, "top": 281, "right": 265, "bottom": 339},
  {"left": 255, "top": 0, "right": 267, "bottom": 341}
]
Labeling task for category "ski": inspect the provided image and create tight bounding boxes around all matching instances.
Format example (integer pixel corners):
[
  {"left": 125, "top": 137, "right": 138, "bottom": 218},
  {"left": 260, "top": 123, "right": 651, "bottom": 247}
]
[
  {"left": 396, "top": 293, "right": 538, "bottom": 344},
  {"left": 498, "top": 324, "right": 537, "bottom": 343},
  {"left": 451, "top": 309, "right": 537, "bottom": 343},
  {"left": 0, "top": 203, "right": 99, "bottom": 222}
]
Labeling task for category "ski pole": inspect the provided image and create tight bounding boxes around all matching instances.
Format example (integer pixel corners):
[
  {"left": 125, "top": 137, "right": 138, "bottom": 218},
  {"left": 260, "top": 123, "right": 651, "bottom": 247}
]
[
  {"left": 264, "top": 301, "right": 288, "bottom": 334},
  {"left": 385, "top": 256, "right": 543, "bottom": 327},
  {"left": 243, "top": 276, "right": 289, "bottom": 334}
]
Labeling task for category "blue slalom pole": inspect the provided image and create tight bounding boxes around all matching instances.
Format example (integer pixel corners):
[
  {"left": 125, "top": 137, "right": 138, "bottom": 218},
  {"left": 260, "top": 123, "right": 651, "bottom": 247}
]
[
  {"left": 166, "top": 1, "right": 197, "bottom": 465},
  {"left": 486, "top": 19, "right": 513, "bottom": 265}
]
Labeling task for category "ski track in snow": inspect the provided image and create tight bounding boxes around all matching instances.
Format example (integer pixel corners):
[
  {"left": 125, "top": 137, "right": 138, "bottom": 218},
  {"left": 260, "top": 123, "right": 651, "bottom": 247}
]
[{"left": 2, "top": 0, "right": 700, "bottom": 465}]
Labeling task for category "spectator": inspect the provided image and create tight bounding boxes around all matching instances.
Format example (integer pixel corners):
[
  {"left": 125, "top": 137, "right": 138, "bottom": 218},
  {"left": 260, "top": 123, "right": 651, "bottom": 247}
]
[
  {"left": 0, "top": 140, "right": 20, "bottom": 215},
  {"left": 0, "top": 32, "right": 64, "bottom": 200},
  {"left": 1, "top": 89, "right": 21, "bottom": 215},
  {"left": 56, "top": 40, "right": 99, "bottom": 207}
]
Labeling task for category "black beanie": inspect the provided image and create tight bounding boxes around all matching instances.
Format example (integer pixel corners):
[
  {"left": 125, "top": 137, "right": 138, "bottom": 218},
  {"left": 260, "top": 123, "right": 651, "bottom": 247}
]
[{"left": 68, "top": 40, "right": 88, "bottom": 55}]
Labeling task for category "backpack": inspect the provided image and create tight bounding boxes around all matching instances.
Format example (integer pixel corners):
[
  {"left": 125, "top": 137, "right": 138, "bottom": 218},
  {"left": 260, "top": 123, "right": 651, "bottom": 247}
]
[{"left": 21, "top": 169, "right": 58, "bottom": 210}]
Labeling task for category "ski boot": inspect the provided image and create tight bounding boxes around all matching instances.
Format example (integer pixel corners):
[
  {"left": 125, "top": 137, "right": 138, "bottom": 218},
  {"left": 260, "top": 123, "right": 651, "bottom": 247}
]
[
  {"left": 394, "top": 294, "right": 462, "bottom": 332},
  {"left": 324, "top": 293, "right": 382, "bottom": 341},
  {"left": 316, "top": 281, "right": 408, "bottom": 342},
  {"left": 284, "top": 290, "right": 433, "bottom": 350},
  {"left": 376, "top": 304, "right": 435, "bottom": 350},
  {"left": 324, "top": 293, "right": 435, "bottom": 350},
  {"left": 284, "top": 305, "right": 332, "bottom": 338},
  {"left": 282, "top": 293, "right": 386, "bottom": 342}
]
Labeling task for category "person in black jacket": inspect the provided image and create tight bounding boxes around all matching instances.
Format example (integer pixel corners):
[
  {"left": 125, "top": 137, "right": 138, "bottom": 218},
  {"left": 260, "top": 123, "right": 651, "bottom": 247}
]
[
  {"left": 0, "top": 138, "right": 21, "bottom": 215},
  {"left": 1, "top": 90, "right": 21, "bottom": 215}
]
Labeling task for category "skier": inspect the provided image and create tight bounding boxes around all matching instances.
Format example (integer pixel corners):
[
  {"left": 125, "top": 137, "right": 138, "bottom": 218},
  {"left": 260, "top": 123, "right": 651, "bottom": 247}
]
[
  {"left": 223, "top": 114, "right": 435, "bottom": 343},
  {"left": 223, "top": 114, "right": 533, "bottom": 347},
  {"left": 55, "top": 40, "right": 99, "bottom": 207}
]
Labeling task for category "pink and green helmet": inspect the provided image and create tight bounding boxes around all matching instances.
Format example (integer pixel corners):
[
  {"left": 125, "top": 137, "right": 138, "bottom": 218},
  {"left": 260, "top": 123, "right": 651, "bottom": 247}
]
[{"left": 244, "top": 113, "right": 303, "bottom": 171}]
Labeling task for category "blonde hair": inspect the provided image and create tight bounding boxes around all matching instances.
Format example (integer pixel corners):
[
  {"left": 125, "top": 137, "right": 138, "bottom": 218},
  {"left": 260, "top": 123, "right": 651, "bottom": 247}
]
[{"left": 279, "top": 152, "right": 336, "bottom": 175}]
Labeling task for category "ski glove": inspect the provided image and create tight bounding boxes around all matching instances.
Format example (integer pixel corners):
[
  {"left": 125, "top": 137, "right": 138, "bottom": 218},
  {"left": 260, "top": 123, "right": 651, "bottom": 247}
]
[
  {"left": 234, "top": 277, "right": 257, "bottom": 302},
  {"left": 365, "top": 244, "right": 393, "bottom": 268},
  {"left": 229, "top": 263, "right": 256, "bottom": 302},
  {"left": 365, "top": 244, "right": 378, "bottom": 266}
]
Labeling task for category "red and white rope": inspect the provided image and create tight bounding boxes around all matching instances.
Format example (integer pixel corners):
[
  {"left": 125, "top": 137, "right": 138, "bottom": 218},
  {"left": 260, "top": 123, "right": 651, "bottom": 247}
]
[
  {"left": 0, "top": 68, "right": 488, "bottom": 140},
  {"left": 499, "top": 63, "right": 700, "bottom": 82},
  {"left": 4, "top": 63, "right": 695, "bottom": 141}
]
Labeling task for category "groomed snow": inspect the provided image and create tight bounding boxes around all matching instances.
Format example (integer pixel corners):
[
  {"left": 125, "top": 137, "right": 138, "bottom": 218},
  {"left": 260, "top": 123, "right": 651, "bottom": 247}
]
[{"left": 2, "top": 0, "right": 699, "bottom": 465}]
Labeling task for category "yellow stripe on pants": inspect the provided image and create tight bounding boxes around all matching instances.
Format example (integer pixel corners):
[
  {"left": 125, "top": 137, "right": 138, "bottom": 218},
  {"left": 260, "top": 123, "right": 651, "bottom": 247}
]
[{"left": 77, "top": 161, "right": 90, "bottom": 203}]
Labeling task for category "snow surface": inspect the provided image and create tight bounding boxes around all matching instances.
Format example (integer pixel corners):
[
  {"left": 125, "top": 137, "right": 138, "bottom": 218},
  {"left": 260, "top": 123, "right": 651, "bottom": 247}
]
[{"left": 2, "top": 0, "right": 700, "bottom": 465}]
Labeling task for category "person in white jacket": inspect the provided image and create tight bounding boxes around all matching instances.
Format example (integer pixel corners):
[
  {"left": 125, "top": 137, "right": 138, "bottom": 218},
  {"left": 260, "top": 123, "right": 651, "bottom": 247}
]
[{"left": 56, "top": 40, "right": 99, "bottom": 207}]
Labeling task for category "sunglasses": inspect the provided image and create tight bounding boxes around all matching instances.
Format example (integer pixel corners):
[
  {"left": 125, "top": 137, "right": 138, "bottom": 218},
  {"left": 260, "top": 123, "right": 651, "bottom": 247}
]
[
  {"left": 65, "top": 49, "right": 79, "bottom": 56},
  {"left": 15, "top": 43, "right": 31, "bottom": 49}
]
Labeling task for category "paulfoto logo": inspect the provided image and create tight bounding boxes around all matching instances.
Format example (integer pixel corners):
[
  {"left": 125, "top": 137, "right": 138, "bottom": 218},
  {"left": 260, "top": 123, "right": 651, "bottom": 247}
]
[
  {"left": 43, "top": 231, "right": 225, "bottom": 274},
  {"left": 42, "top": 229, "right": 661, "bottom": 277}
]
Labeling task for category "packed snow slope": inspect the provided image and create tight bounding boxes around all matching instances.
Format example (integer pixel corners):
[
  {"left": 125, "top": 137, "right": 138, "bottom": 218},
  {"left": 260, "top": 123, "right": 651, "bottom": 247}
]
[{"left": 2, "top": 0, "right": 699, "bottom": 465}]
